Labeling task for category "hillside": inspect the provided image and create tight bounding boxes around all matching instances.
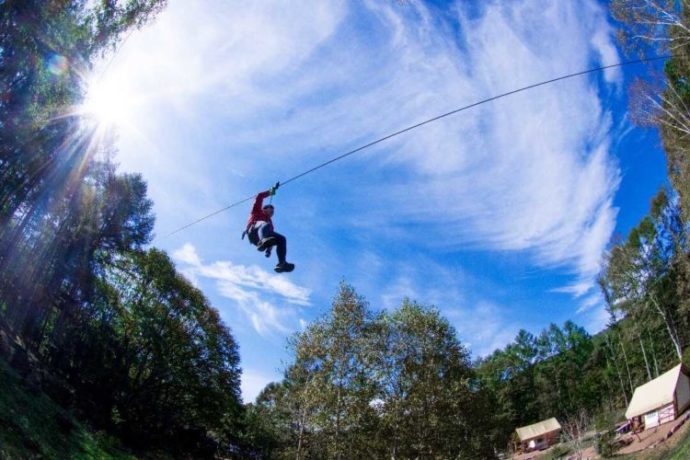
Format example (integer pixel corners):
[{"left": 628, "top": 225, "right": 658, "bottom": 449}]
[{"left": 0, "top": 359, "right": 135, "bottom": 460}]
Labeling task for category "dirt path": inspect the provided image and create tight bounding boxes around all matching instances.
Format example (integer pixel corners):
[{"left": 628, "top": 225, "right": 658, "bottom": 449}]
[
  {"left": 511, "top": 442, "right": 597, "bottom": 460},
  {"left": 617, "top": 411, "right": 690, "bottom": 456}
]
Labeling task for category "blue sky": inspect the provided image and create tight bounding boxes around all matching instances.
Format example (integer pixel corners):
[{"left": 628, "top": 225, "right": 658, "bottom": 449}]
[{"left": 86, "top": 0, "right": 668, "bottom": 402}]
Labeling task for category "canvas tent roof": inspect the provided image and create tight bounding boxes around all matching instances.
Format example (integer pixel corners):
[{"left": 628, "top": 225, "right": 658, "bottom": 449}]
[
  {"left": 515, "top": 417, "right": 561, "bottom": 441},
  {"left": 625, "top": 364, "right": 683, "bottom": 419}
]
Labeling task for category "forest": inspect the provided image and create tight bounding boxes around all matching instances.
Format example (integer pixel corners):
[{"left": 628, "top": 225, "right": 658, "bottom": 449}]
[{"left": 1, "top": 0, "right": 690, "bottom": 459}]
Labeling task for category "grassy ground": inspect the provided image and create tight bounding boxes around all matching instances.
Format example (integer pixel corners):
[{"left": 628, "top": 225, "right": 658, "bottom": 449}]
[
  {"left": 661, "top": 438, "right": 690, "bottom": 459},
  {"left": 654, "top": 429, "right": 690, "bottom": 460},
  {"left": 0, "top": 359, "right": 135, "bottom": 460}
]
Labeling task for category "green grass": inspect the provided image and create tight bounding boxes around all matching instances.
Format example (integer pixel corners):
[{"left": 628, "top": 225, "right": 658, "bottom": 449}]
[
  {"left": 659, "top": 427, "right": 690, "bottom": 460},
  {"left": 0, "top": 359, "right": 136, "bottom": 460},
  {"left": 542, "top": 443, "right": 573, "bottom": 459}
]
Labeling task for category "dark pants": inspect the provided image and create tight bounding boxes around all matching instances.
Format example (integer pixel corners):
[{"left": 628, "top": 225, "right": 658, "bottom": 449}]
[{"left": 256, "top": 222, "right": 287, "bottom": 264}]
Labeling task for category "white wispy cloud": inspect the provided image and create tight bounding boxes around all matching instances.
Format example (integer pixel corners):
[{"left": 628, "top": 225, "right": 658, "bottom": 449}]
[
  {"left": 444, "top": 301, "right": 522, "bottom": 358},
  {"left": 584, "top": 303, "right": 612, "bottom": 335},
  {"left": 116, "top": 1, "right": 620, "bottom": 286},
  {"left": 371, "top": 257, "right": 521, "bottom": 358},
  {"left": 380, "top": 276, "right": 419, "bottom": 310},
  {"left": 108, "top": 0, "right": 627, "bottom": 355},
  {"left": 577, "top": 291, "right": 604, "bottom": 314},
  {"left": 346, "top": 0, "right": 622, "bottom": 300},
  {"left": 173, "top": 243, "right": 312, "bottom": 335}
]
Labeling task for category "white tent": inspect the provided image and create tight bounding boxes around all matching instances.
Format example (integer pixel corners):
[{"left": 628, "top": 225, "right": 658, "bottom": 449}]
[
  {"left": 515, "top": 417, "right": 561, "bottom": 442},
  {"left": 625, "top": 364, "right": 690, "bottom": 429}
]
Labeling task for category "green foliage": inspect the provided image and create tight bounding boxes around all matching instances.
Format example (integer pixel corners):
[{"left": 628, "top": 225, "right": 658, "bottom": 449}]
[
  {"left": 243, "top": 383, "right": 293, "bottom": 459},
  {"left": 248, "top": 284, "right": 496, "bottom": 459},
  {"left": 596, "top": 430, "right": 616, "bottom": 458},
  {"left": 476, "top": 321, "right": 604, "bottom": 450},
  {"left": 0, "top": 0, "right": 167, "bottom": 226},
  {"left": 663, "top": 427, "right": 690, "bottom": 459},
  {"left": 594, "top": 410, "right": 621, "bottom": 432},
  {"left": 480, "top": 190, "right": 690, "bottom": 452},
  {"left": 0, "top": 1, "right": 246, "bottom": 458},
  {"left": 545, "top": 443, "right": 572, "bottom": 460},
  {"left": 46, "top": 248, "right": 245, "bottom": 453},
  {"left": 0, "top": 358, "right": 135, "bottom": 459},
  {"left": 2, "top": 1, "right": 690, "bottom": 458},
  {"left": 612, "top": 0, "right": 690, "bottom": 222}
]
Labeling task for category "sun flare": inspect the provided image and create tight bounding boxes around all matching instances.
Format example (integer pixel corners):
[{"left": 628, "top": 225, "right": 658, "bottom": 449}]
[{"left": 82, "top": 76, "right": 133, "bottom": 128}]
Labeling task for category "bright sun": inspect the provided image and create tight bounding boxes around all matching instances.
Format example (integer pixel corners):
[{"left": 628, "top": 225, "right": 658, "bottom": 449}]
[{"left": 82, "top": 76, "right": 132, "bottom": 128}]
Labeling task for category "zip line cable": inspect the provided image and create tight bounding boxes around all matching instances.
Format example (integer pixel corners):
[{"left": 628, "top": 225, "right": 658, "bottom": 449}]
[{"left": 166, "top": 55, "right": 669, "bottom": 238}]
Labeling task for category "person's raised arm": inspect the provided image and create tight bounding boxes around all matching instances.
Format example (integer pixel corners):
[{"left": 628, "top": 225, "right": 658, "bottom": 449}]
[
  {"left": 251, "top": 190, "right": 271, "bottom": 215},
  {"left": 250, "top": 183, "right": 279, "bottom": 216}
]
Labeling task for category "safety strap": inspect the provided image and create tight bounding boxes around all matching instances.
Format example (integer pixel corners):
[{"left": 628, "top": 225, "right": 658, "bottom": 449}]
[
  {"left": 268, "top": 181, "right": 279, "bottom": 205},
  {"left": 242, "top": 225, "right": 261, "bottom": 245}
]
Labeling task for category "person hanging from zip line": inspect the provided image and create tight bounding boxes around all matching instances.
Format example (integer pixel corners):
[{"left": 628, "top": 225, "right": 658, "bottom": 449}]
[{"left": 242, "top": 182, "right": 294, "bottom": 273}]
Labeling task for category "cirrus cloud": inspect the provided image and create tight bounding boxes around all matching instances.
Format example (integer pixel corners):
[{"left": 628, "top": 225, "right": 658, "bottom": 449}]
[
  {"left": 173, "top": 243, "right": 311, "bottom": 335},
  {"left": 107, "top": 0, "right": 630, "bottom": 365}
]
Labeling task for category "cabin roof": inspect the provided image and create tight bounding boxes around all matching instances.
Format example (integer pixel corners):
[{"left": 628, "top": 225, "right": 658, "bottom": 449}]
[
  {"left": 626, "top": 364, "right": 684, "bottom": 419},
  {"left": 516, "top": 417, "right": 562, "bottom": 441}
]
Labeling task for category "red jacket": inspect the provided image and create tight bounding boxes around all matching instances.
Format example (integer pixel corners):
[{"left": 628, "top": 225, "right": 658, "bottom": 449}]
[{"left": 246, "top": 190, "right": 273, "bottom": 231}]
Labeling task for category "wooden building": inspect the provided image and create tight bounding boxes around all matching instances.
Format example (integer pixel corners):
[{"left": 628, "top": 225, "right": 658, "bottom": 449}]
[
  {"left": 625, "top": 364, "right": 690, "bottom": 431},
  {"left": 514, "top": 417, "right": 561, "bottom": 453}
]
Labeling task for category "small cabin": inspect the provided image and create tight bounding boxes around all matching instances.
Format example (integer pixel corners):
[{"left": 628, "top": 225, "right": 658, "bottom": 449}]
[
  {"left": 625, "top": 364, "right": 690, "bottom": 431},
  {"left": 515, "top": 417, "right": 561, "bottom": 453}
]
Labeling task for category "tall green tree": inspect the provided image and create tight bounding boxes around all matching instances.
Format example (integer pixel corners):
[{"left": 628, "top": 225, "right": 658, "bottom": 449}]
[
  {"left": 254, "top": 285, "right": 496, "bottom": 459},
  {"left": 375, "top": 300, "right": 494, "bottom": 459},
  {"left": 0, "top": 0, "right": 166, "bottom": 228},
  {"left": 612, "top": 0, "right": 690, "bottom": 220},
  {"left": 0, "top": 2, "right": 252, "bottom": 457},
  {"left": 287, "top": 283, "right": 379, "bottom": 459},
  {"left": 602, "top": 190, "right": 687, "bottom": 359}
]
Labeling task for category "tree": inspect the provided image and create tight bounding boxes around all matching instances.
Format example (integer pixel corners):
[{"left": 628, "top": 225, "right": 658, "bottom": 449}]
[
  {"left": 603, "top": 190, "right": 687, "bottom": 360},
  {"left": 72, "top": 249, "right": 244, "bottom": 453},
  {"left": 612, "top": 0, "right": 690, "bottom": 220},
  {"left": 375, "top": 300, "right": 494, "bottom": 459},
  {"left": 244, "top": 382, "right": 294, "bottom": 459},
  {"left": 562, "top": 409, "right": 592, "bottom": 460},
  {"left": 612, "top": 0, "right": 690, "bottom": 55},
  {"left": 260, "top": 286, "right": 496, "bottom": 459},
  {"left": 0, "top": 0, "right": 166, "bottom": 228},
  {"left": 0, "top": 0, "right": 165, "bottom": 353},
  {"left": 0, "top": 2, "right": 253, "bottom": 457}
]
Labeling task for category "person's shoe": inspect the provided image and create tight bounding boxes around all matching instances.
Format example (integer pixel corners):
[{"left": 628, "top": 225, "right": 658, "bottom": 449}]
[
  {"left": 274, "top": 262, "right": 295, "bottom": 273},
  {"left": 256, "top": 237, "right": 276, "bottom": 251}
]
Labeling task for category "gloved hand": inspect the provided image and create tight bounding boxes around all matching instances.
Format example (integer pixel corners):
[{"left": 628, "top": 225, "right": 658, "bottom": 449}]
[{"left": 269, "top": 182, "right": 280, "bottom": 196}]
